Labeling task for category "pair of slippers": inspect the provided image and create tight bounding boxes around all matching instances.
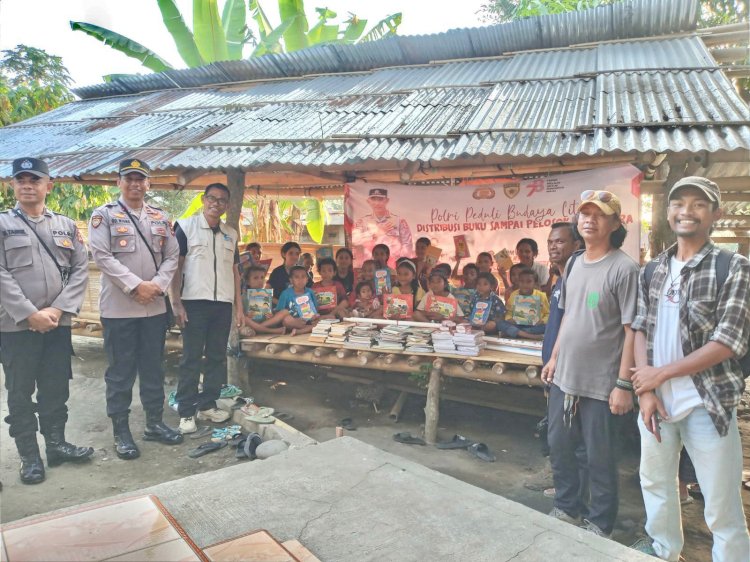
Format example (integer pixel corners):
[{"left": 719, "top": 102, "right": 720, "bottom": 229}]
[
  {"left": 341, "top": 418, "right": 356, "bottom": 431},
  {"left": 244, "top": 406, "right": 276, "bottom": 424},
  {"left": 235, "top": 432, "right": 263, "bottom": 460},
  {"left": 437, "top": 434, "right": 496, "bottom": 462},
  {"left": 188, "top": 441, "right": 227, "bottom": 458}
]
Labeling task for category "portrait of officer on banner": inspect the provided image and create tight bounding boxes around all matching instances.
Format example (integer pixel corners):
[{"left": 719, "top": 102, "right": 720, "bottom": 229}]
[{"left": 351, "top": 188, "right": 413, "bottom": 265}]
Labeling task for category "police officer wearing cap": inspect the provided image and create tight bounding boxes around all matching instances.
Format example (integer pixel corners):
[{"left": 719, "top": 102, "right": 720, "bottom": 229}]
[
  {"left": 1, "top": 157, "right": 93, "bottom": 484},
  {"left": 352, "top": 187, "right": 413, "bottom": 264},
  {"left": 89, "top": 158, "right": 182, "bottom": 460}
]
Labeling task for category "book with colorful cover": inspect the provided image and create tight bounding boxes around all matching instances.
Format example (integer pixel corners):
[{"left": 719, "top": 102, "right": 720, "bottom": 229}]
[
  {"left": 452, "top": 287, "right": 475, "bottom": 316},
  {"left": 256, "top": 258, "right": 273, "bottom": 272},
  {"left": 313, "top": 285, "right": 338, "bottom": 312},
  {"left": 425, "top": 294, "right": 457, "bottom": 318},
  {"left": 316, "top": 245, "right": 334, "bottom": 261},
  {"left": 424, "top": 245, "right": 443, "bottom": 266},
  {"left": 374, "top": 269, "right": 391, "bottom": 295},
  {"left": 243, "top": 288, "right": 273, "bottom": 322},
  {"left": 469, "top": 299, "right": 491, "bottom": 326},
  {"left": 494, "top": 249, "right": 514, "bottom": 271},
  {"left": 453, "top": 235, "right": 470, "bottom": 258},
  {"left": 294, "top": 293, "right": 318, "bottom": 320},
  {"left": 384, "top": 293, "right": 413, "bottom": 320},
  {"left": 511, "top": 294, "right": 541, "bottom": 325}
]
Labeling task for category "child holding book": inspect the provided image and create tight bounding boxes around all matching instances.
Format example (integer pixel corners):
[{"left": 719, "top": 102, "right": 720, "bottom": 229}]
[
  {"left": 452, "top": 263, "right": 478, "bottom": 316},
  {"left": 497, "top": 238, "right": 550, "bottom": 295},
  {"left": 503, "top": 263, "right": 525, "bottom": 302},
  {"left": 498, "top": 267, "right": 549, "bottom": 340},
  {"left": 265, "top": 266, "right": 320, "bottom": 335},
  {"left": 352, "top": 281, "right": 381, "bottom": 318},
  {"left": 372, "top": 243, "right": 397, "bottom": 277},
  {"left": 413, "top": 271, "right": 464, "bottom": 323},
  {"left": 312, "top": 257, "right": 348, "bottom": 319},
  {"left": 334, "top": 247, "right": 355, "bottom": 295},
  {"left": 385, "top": 259, "right": 425, "bottom": 319},
  {"left": 244, "top": 242, "right": 262, "bottom": 263},
  {"left": 241, "top": 265, "right": 285, "bottom": 335},
  {"left": 268, "top": 241, "right": 311, "bottom": 304},
  {"left": 350, "top": 259, "right": 377, "bottom": 308},
  {"left": 467, "top": 272, "right": 505, "bottom": 334}
]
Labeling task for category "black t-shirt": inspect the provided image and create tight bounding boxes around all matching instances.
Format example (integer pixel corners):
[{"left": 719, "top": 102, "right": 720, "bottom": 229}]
[
  {"left": 174, "top": 223, "right": 240, "bottom": 263},
  {"left": 269, "top": 264, "right": 313, "bottom": 300},
  {"left": 334, "top": 271, "right": 354, "bottom": 294}
]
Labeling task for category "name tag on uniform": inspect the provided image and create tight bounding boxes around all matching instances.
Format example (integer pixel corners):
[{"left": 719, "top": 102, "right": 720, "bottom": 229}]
[{"left": 2, "top": 229, "right": 26, "bottom": 236}]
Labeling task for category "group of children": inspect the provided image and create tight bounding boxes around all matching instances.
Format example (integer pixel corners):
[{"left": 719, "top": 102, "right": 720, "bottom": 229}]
[{"left": 240, "top": 237, "right": 551, "bottom": 339}]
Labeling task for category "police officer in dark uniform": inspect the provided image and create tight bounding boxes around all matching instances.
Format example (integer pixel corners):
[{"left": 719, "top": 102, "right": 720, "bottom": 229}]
[
  {"left": 89, "top": 158, "right": 182, "bottom": 460},
  {"left": 0, "top": 157, "right": 93, "bottom": 484}
]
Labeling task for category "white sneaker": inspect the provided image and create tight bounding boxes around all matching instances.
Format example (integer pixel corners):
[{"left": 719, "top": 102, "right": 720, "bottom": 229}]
[
  {"left": 179, "top": 416, "right": 197, "bottom": 434},
  {"left": 196, "top": 408, "right": 231, "bottom": 423},
  {"left": 548, "top": 507, "right": 579, "bottom": 525}
]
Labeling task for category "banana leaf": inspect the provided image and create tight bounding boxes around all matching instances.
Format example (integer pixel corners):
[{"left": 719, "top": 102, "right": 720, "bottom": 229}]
[
  {"left": 299, "top": 198, "right": 327, "bottom": 244},
  {"left": 222, "top": 0, "right": 248, "bottom": 59},
  {"left": 251, "top": 17, "right": 295, "bottom": 56},
  {"left": 178, "top": 192, "right": 204, "bottom": 219},
  {"left": 249, "top": 0, "right": 274, "bottom": 39},
  {"left": 359, "top": 13, "right": 402, "bottom": 42},
  {"left": 157, "top": 0, "right": 204, "bottom": 67},
  {"left": 69, "top": 22, "right": 173, "bottom": 72},
  {"left": 307, "top": 9, "right": 339, "bottom": 44},
  {"left": 278, "top": 0, "right": 309, "bottom": 52},
  {"left": 341, "top": 14, "right": 367, "bottom": 43},
  {"left": 192, "top": 0, "right": 229, "bottom": 62}
]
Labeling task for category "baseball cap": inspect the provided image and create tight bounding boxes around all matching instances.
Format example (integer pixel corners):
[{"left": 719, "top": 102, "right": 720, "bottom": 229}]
[
  {"left": 119, "top": 158, "right": 150, "bottom": 177},
  {"left": 12, "top": 157, "right": 50, "bottom": 178},
  {"left": 578, "top": 190, "right": 622, "bottom": 216},
  {"left": 668, "top": 176, "right": 721, "bottom": 205},
  {"left": 368, "top": 188, "right": 388, "bottom": 198}
]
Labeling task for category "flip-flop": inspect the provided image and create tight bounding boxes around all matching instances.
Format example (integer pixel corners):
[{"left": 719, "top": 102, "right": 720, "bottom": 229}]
[
  {"left": 468, "top": 442, "right": 496, "bottom": 462},
  {"left": 188, "top": 426, "right": 213, "bottom": 440},
  {"left": 219, "top": 384, "right": 243, "bottom": 399},
  {"left": 242, "top": 432, "right": 263, "bottom": 460},
  {"left": 231, "top": 397, "right": 255, "bottom": 411},
  {"left": 341, "top": 418, "right": 357, "bottom": 431},
  {"left": 275, "top": 412, "right": 294, "bottom": 422},
  {"left": 393, "top": 432, "right": 426, "bottom": 445},
  {"left": 188, "top": 441, "right": 227, "bottom": 458},
  {"left": 436, "top": 434, "right": 473, "bottom": 450}
]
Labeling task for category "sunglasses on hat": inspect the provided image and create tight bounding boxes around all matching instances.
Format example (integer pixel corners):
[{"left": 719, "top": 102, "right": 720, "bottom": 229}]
[{"left": 580, "top": 190, "right": 613, "bottom": 203}]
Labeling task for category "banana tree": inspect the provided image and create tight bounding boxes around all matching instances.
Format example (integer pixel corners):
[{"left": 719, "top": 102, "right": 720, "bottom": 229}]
[{"left": 71, "top": 0, "right": 402, "bottom": 73}]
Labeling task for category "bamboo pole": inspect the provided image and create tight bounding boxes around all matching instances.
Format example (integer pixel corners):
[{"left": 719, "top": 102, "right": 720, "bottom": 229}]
[
  {"left": 265, "top": 343, "right": 281, "bottom": 354},
  {"left": 492, "top": 362, "right": 506, "bottom": 376},
  {"left": 335, "top": 348, "right": 352, "bottom": 359},
  {"left": 382, "top": 354, "right": 398, "bottom": 365},
  {"left": 462, "top": 359, "right": 476, "bottom": 373},
  {"left": 357, "top": 351, "right": 375, "bottom": 365},
  {"left": 313, "top": 347, "right": 332, "bottom": 358},
  {"left": 424, "top": 359, "right": 443, "bottom": 444},
  {"left": 406, "top": 355, "right": 422, "bottom": 367},
  {"left": 389, "top": 391, "right": 409, "bottom": 422},
  {"left": 525, "top": 366, "right": 540, "bottom": 379}
]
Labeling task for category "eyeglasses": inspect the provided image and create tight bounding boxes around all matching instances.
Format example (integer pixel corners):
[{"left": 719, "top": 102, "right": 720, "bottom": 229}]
[
  {"left": 580, "top": 190, "right": 613, "bottom": 203},
  {"left": 204, "top": 194, "right": 229, "bottom": 206}
]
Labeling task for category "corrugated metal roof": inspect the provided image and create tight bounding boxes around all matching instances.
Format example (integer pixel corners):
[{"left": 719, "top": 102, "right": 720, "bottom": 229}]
[
  {"left": 71, "top": 0, "right": 699, "bottom": 99},
  {"left": 1, "top": 31, "right": 749, "bottom": 179}
]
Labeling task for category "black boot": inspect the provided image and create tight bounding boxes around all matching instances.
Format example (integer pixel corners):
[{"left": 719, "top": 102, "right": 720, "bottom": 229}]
[
  {"left": 111, "top": 414, "right": 140, "bottom": 460},
  {"left": 43, "top": 424, "right": 94, "bottom": 467},
  {"left": 143, "top": 410, "right": 183, "bottom": 445},
  {"left": 15, "top": 433, "right": 45, "bottom": 485}
]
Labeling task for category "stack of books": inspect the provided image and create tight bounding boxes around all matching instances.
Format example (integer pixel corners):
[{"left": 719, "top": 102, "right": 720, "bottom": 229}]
[
  {"left": 431, "top": 328, "right": 457, "bottom": 353},
  {"left": 344, "top": 324, "right": 379, "bottom": 349},
  {"left": 374, "top": 325, "right": 410, "bottom": 351},
  {"left": 452, "top": 329, "right": 486, "bottom": 356},
  {"left": 484, "top": 336, "right": 543, "bottom": 357},
  {"left": 326, "top": 322, "right": 354, "bottom": 345},
  {"left": 405, "top": 328, "right": 436, "bottom": 353},
  {"left": 309, "top": 319, "right": 340, "bottom": 343}
]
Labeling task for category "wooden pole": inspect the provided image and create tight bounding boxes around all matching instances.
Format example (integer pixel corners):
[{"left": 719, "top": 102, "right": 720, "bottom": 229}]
[
  {"left": 265, "top": 343, "right": 281, "bottom": 354},
  {"left": 462, "top": 359, "right": 476, "bottom": 373},
  {"left": 335, "top": 348, "right": 352, "bottom": 359},
  {"left": 357, "top": 351, "right": 375, "bottom": 365},
  {"left": 313, "top": 347, "right": 332, "bottom": 358},
  {"left": 389, "top": 391, "right": 409, "bottom": 422},
  {"left": 424, "top": 359, "right": 442, "bottom": 444}
]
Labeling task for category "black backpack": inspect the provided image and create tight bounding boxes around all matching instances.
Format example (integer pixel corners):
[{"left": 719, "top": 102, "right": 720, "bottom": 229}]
[{"left": 644, "top": 249, "right": 750, "bottom": 378}]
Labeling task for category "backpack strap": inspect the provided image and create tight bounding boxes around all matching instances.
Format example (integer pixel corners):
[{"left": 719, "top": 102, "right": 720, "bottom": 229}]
[
  {"left": 564, "top": 249, "right": 584, "bottom": 279},
  {"left": 715, "top": 248, "right": 732, "bottom": 293}
]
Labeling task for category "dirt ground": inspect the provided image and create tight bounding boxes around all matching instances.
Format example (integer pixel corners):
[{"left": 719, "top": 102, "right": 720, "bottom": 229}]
[{"left": 1, "top": 337, "right": 749, "bottom": 562}]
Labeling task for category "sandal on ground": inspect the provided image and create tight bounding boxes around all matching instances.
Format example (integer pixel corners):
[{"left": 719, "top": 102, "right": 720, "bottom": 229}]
[
  {"left": 188, "top": 441, "right": 227, "bottom": 458},
  {"left": 188, "top": 426, "right": 213, "bottom": 440},
  {"left": 340, "top": 418, "right": 357, "bottom": 431},
  {"left": 242, "top": 432, "right": 263, "bottom": 460},
  {"left": 393, "top": 432, "right": 426, "bottom": 445},
  {"left": 436, "top": 434, "right": 473, "bottom": 450},
  {"left": 219, "top": 384, "right": 243, "bottom": 399},
  {"left": 275, "top": 412, "right": 294, "bottom": 422},
  {"left": 468, "top": 442, "right": 496, "bottom": 462}
]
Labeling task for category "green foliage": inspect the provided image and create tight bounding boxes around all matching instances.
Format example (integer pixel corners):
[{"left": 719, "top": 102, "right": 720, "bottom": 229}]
[
  {"left": 158, "top": 0, "right": 205, "bottom": 67},
  {"left": 697, "top": 0, "right": 749, "bottom": 27},
  {"left": 480, "top": 0, "right": 618, "bottom": 22},
  {"left": 298, "top": 198, "right": 327, "bottom": 243}
]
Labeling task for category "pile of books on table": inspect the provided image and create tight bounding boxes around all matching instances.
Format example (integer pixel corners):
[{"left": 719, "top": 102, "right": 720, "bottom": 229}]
[
  {"left": 309, "top": 318, "right": 340, "bottom": 343},
  {"left": 373, "top": 325, "right": 410, "bottom": 351},
  {"left": 326, "top": 322, "right": 354, "bottom": 345},
  {"left": 483, "top": 336, "right": 543, "bottom": 357},
  {"left": 431, "top": 328, "right": 457, "bottom": 353},
  {"left": 404, "top": 328, "right": 436, "bottom": 353},
  {"left": 344, "top": 324, "right": 379, "bottom": 349},
  {"left": 451, "top": 324, "right": 486, "bottom": 356}
]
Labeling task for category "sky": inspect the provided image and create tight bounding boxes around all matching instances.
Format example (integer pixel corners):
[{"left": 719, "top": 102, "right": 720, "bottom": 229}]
[{"left": 0, "top": 0, "right": 490, "bottom": 88}]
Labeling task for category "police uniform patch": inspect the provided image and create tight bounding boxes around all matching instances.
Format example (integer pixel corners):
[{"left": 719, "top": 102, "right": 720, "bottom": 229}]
[
  {"left": 119, "top": 239, "right": 128, "bottom": 247},
  {"left": 116, "top": 226, "right": 129, "bottom": 233},
  {"left": 114, "top": 212, "right": 127, "bottom": 219},
  {"left": 62, "top": 239, "right": 72, "bottom": 248},
  {"left": 91, "top": 215, "right": 102, "bottom": 228},
  {"left": 21, "top": 160, "right": 32, "bottom": 170},
  {"left": 131, "top": 160, "right": 141, "bottom": 168}
]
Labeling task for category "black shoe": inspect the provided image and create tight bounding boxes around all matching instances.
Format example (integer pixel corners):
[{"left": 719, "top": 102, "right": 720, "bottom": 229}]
[
  {"left": 144, "top": 420, "right": 184, "bottom": 445},
  {"left": 43, "top": 424, "right": 94, "bottom": 467},
  {"left": 111, "top": 414, "right": 140, "bottom": 460},
  {"left": 15, "top": 433, "right": 45, "bottom": 485}
]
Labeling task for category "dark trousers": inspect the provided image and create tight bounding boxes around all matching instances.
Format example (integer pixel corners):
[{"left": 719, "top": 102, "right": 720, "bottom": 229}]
[
  {"left": 176, "top": 300, "right": 232, "bottom": 418},
  {"left": 548, "top": 383, "right": 619, "bottom": 534},
  {"left": 102, "top": 314, "right": 167, "bottom": 417},
  {"left": 1, "top": 327, "right": 73, "bottom": 438}
]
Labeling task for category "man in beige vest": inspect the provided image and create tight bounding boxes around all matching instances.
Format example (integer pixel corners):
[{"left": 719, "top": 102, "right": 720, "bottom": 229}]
[
  {"left": 170, "top": 183, "right": 244, "bottom": 433},
  {"left": 89, "top": 159, "right": 183, "bottom": 460}
]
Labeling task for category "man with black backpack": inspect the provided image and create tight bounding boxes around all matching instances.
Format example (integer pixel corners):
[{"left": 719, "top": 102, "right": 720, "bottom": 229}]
[{"left": 629, "top": 177, "right": 750, "bottom": 561}]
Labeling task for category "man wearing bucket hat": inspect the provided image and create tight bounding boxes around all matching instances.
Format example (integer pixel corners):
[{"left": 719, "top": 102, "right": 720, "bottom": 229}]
[
  {"left": 629, "top": 177, "right": 750, "bottom": 560},
  {"left": 89, "top": 158, "right": 183, "bottom": 461},
  {"left": 0, "top": 157, "right": 93, "bottom": 484},
  {"left": 541, "top": 189, "right": 639, "bottom": 538}
]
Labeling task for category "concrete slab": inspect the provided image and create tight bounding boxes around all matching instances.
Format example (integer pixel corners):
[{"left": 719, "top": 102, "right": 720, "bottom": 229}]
[{"left": 11, "top": 437, "right": 651, "bottom": 562}]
